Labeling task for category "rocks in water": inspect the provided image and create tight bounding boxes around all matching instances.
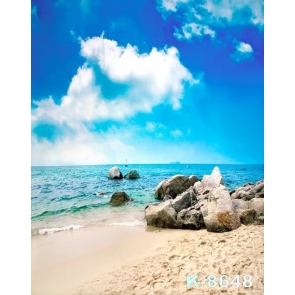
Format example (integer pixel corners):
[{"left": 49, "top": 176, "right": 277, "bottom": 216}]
[
  {"left": 230, "top": 180, "right": 264, "bottom": 200},
  {"left": 201, "top": 166, "right": 224, "bottom": 188},
  {"left": 109, "top": 191, "right": 132, "bottom": 205},
  {"left": 108, "top": 166, "right": 123, "bottom": 179},
  {"left": 124, "top": 169, "right": 140, "bottom": 179},
  {"left": 201, "top": 186, "right": 241, "bottom": 232},
  {"left": 145, "top": 200, "right": 180, "bottom": 228},
  {"left": 154, "top": 175, "right": 195, "bottom": 200}
]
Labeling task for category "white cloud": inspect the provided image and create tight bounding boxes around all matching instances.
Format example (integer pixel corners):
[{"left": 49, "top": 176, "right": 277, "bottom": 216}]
[
  {"left": 145, "top": 122, "right": 167, "bottom": 132},
  {"left": 32, "top": 36, "right": 199, "bottom": 131},
  {"left": 158, "top": 0, "right": 264, "bottom": 40},
  {"left": 174, "top": 23, "right": 216, "bottom": 40},
  {"left": 231, "top": 41, "right": 254, "bottom": 62},
  {"left": 160, "top": 0, "right": 189, "bottom": 12},
  {"left": 170, "top": 129, "right": 183, "bottom": 137}
]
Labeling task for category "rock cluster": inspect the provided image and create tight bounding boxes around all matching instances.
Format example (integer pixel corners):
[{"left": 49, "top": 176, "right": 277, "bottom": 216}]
[{"left": 145, "top": 166, "right": 264, "bottom": 232}]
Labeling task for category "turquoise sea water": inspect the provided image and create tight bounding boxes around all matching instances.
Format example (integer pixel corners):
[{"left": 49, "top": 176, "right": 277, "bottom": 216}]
[{"left": 31, "top": 164, "right": 264, "bottom": 236}]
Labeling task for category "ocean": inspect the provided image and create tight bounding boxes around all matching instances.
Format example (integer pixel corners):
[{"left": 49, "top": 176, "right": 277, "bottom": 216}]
[{"left": 31, "top": 164, "right": 264, "bottom": 236}]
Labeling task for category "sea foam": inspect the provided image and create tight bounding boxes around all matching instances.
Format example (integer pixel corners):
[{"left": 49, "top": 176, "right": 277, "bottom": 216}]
[{"left": 38, "top": 224, "right": 84, "bottom": 235}]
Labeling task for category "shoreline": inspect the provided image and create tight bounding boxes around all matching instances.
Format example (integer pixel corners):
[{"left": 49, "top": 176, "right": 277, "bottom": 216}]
[{"left": 32, "top": 224, "right": 264, "bottom": 295}]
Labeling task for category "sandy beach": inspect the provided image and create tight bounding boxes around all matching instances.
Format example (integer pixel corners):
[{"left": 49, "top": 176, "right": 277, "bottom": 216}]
[{"left": 32, "top": 224, "right": 263, "bottom": 295}]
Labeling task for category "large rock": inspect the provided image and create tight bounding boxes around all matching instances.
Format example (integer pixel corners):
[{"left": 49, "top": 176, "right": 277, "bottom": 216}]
[
  {"left": 177, "top": 207, "right": 205, "bottom": 230},
  {"left": 145, "top": 200, "right": 180, "bottom": 228},
  {"left": 201, "top": 186, "right": 241, "bottom": 232},
  {"left": 201, "top": 166, "right": 224, "bottom": 188},
  {"left": 249, "top": 198, "right": 264, "bottom": 224},
  {"left": 232, "top": 199, "right": 249, "bottom": 210},
  {"left": 154, "top": 175, "right": 192, "bottom": 200},
  {"left": 188, "top": 175, "right": 199, "bottom": 187},
  {"left": 236, "top": 209, "right": 257, "bottom": 225},
  {"left": 230, "top": 180, "right": 264, "bottom": 200},
  {"left": 108, "top": 166, "right": 123, "bottom": 179},
  {"left": 109, "top": 191, "right": 132, "bottom": 205},
  {"left": 172, "top": 187, "right": 196, "bottom": 213},
  {"left": 124, "top": 169, "right": 140, "bottom": 179}
]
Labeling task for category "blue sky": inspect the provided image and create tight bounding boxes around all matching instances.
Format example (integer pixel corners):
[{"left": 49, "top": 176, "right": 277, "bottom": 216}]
[{"left": 31, "top": 0, "right": 264, "bottom": 165}]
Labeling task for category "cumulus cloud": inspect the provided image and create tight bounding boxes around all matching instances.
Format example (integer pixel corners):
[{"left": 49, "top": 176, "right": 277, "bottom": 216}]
[
  {"left": 170, "top": 129, "right": 183, "bottom": 137},
  {"left": 32, "top": 36, "right": 199, "bottom": 131},
  {"left": 158, "top": 0, "right": 264, "bottom": 40},
  {"left": 231, "top": 41, "right": 253, "bottom": 62}
]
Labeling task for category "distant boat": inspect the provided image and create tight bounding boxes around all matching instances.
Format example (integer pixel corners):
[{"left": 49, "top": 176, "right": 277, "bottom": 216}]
[{"left": 125, "top": 159, "right": 128, "bottom": 167}]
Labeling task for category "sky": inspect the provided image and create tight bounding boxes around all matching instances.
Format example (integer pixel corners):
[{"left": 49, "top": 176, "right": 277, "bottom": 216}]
[{"left": 31, "top": 0, "right": 264, "bottom": 166}]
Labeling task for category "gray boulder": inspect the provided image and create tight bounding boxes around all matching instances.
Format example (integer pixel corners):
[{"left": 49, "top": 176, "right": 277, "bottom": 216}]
[
  {"left": 201, "top": 166, "right": 224, "bottom": 189},
  {"left": 236, "top": 209, "right": 257, "bottom": 225},
  {"left": 249, "top": 198, "right": 264, "bottom": 224},
  {"left": 145, "top": 200, "right": 180, "bottom": 228},
  {"left": 177, "top": 207, "right": 205, "bottom": 230},
  {"left": 124, "top": 169, "right": 140, "bottom": 179},
  {"left": 109, "top": 191, "right": 132, "bottom": 205},
  {"left": 154, "top": 175, "right": 192, "bottom": 200},
  {"left": 108, "top": 166, "right": 123, "bottom": 179},
  {"left": 232, "top": 199, "right": 249, "bottom": 210},
  {"left": 230, "top": 180, "right": 264, "bottom": 200},
  {"left": 201, "top": 186, "right": 241, "bottom": 232},
  {"left": 172, "top": 187, "right": 196, "bottom": 213},
  {"left": 188, "top": 175, "right": 199, "bottom": 187}
]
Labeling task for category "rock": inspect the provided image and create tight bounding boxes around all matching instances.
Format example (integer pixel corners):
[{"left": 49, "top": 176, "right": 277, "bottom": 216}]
[
  {"left": 108, "top": 166, "right": 123, "bottom": 179},
  {"left": 249, "top": 198, "right": 264, "bottom": 219},
  {"left": 162, "top": 195, "right": 172, "bottom": 201},
  {"left": 124, "top": 169, "right": 140, "bottom": 179},
  {"left": 230, "top": 180, "right": 264, "bottom": 200},
  {"left": 109, "top": 191, "right": 132, "bottom": 205},
  {"left": 172, "top": 187, "right": 196, "bottom": 213},
  {"left": 201, "top": 166, "right": 224, "bottom": 189},
  {"left": 177, "top": 207, "right": 205, "bottom": 230},
  {"left": 193, "top": 181, "right": 204, "bottom": 194},
  {"left": 201, "top": 186, "right": 241, "bottom": 232},
  {"left": 232, "top": 199, "right": 249, "bottom": 210},
  {"left": 236, "top": 209, "right": 256, "bottom": 225},
  {"left": 145, "top": 200, "right": 180, "bottom": 228},
  {"left": 154, "top": 175, "right": 191, "bottom": 200},
  {"left": 188, "top": 175, "right": 199, "bottom": 187}
]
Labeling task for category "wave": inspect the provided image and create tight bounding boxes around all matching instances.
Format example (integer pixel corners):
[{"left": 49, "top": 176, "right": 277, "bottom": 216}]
[
  {"left": 32, "top": 202, "right": 106, "bottom": 220},
  {"left": 107, "top": 220, "right": 146, "bottom": 227},
  {"left": 38, "top": 224, "right": 84, "bottom": 235}
]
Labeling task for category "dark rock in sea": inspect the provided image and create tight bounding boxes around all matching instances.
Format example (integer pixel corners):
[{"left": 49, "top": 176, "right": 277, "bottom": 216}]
[
  {"left": 124, "top": 169, "right": 140, "bottom": 179},
  {"left": 154, "top": 175, "right": 193, "bottom": 200},
  {"left": 108, "top": 166, "right": 123, "bottom": 179},
  {"left": 109, "top": 191, "right": 132, "bottom": 205},
  {"left": 145, "top": 200, "right": 180, "bottom": 228}
]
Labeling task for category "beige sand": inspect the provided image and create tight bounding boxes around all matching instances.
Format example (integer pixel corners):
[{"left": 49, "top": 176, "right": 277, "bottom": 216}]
[{"left": 32, "top": 224, "right": 263, "bottom": 295}]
